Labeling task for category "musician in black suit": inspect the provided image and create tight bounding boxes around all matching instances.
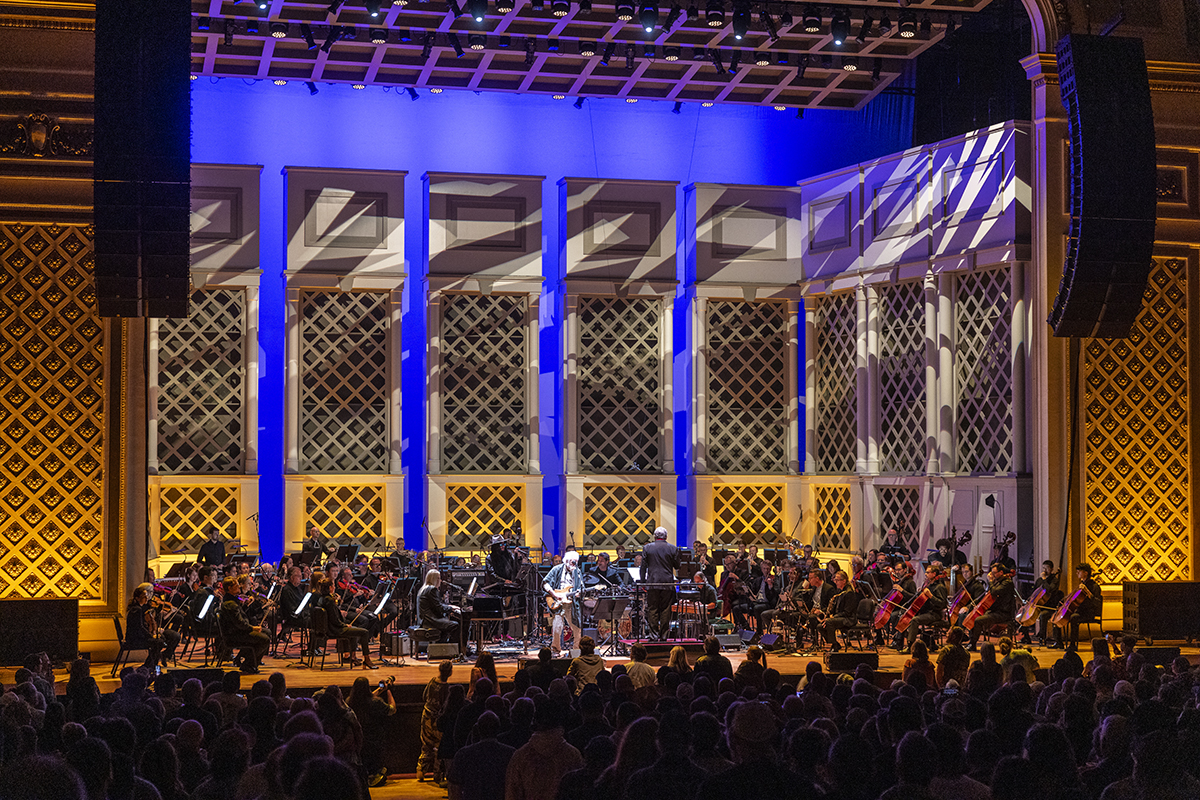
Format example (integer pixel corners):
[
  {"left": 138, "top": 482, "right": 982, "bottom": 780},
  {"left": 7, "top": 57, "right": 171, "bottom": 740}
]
[
  {"left": 197, "top": 527, "right": 226, "bottom": 567},
  {"left": 642, "top": 527, "right": 680, "bottom": 641},
  {"left": 418, "top": 569, "right": 459, "bottom": 646},
  {"left": 802, "top": 570, "right": 835, "bottom": 648},
  {"left": 819, "top": 571, "right": 861, "bottom": 653}
]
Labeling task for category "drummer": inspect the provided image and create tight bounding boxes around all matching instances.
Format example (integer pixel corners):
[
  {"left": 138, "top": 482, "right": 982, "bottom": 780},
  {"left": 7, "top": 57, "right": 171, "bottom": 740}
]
[{"left": 590, "top": 552, "right": 628, "bottom": 588}]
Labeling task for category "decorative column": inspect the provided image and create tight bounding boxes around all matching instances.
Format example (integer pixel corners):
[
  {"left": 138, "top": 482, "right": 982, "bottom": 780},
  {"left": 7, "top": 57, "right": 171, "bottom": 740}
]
[
  {"left": 1010, "top": 263, "right": 1027, "bottom": 475},
  {"left": 937, "top": 273, "right": 955, "bottom": 473},
  {"left": 924, "top": 273, "right": 940, "bottom": 474},
  {"left": 244, "top": 282, "right": 260, "bottom": 475},
  {"left": 693, "top": 294, "right": 709, "bottom": 473},
  {"left": 787, "top": 299, "right": 800, "bottom": 475},
  {"left": 284, "top": 287, "right": 301, "bottom": 474},
  {"left": 661, "top": 293, "right": 675, "bottom": 474},
  {"left": 526, "top": 290, "right": 540, "bottom": 475},
  {"left": 865, "top": 284, "right": 880, "bottom": 474},
  {"left": 388, "top": 287, "right": 403, "bottom": 475},
  {"left": 147, "top": 318, "right": 160, "bottom": 475},
  {"left": 804, "top": 297, "right": 817, "bottom": 473},
  {"left": 426, "top": 290, "right": 443, "bottom": 475},
  {"left": 855, "top": 283, "right": 868, "bottom": 474},
  {"left": 565, "top": 293, "right": 580, "bottom": 474}
]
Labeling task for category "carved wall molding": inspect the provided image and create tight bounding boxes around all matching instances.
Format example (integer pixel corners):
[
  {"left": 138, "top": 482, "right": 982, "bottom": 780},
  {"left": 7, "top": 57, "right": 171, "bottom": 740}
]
[{"left": 0, "top": 113, "right": 92, "bottom": 159}]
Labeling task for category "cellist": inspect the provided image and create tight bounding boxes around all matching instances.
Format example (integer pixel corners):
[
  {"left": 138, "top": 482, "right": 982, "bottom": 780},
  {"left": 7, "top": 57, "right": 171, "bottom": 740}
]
[
  {"left": 900, "top": 562, "right": 950, "bottom": 652},
  {"left": 886, "top": 561, "right": 920, "bottom": 649},
  {"left": 966, "top": 562, "right": 1018, "bottom": 651},
  {"left": 949, "top": 563, "right": 986, "bottom": 628},
  {"left": 1019, "top": 560, "right": 1062, "bottom": 646},
  {"left": 1050, "top": 563, "right": 1102, "bottom": 651}
]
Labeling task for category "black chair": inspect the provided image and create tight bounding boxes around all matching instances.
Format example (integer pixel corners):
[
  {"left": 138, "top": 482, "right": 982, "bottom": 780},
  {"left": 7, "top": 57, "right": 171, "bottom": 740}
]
[
  {"left": 840, "top": 597, "right": 879, "bottom": 651},
  {"left": 110, "top": 615, "right": 150, "bottom": 678},
  {"left": 407, "top": 625, "right": 441, "bottom": 658},
  {"left": 307, "top": 612, "right": 358, "bottom": 670}
]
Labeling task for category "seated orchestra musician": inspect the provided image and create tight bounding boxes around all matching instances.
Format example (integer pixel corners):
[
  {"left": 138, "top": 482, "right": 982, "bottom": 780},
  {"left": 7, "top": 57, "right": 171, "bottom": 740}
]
[
  {"left": 966, "top": 562, "right": 1018, "bottom": 650},
  {"left": 1050, "top": 563, "right": 1102, "bottom": 650},
  {"left": 591, "top": 551, "right": 627, "bottom": 588},
  {"left": 690, "top": 570, "right": 719, "bottom": 622},
  {"left": 316, "top": 577, "right": 377, "bottom": 669},
  {"left": 745, "top": 559, "right": 780, "bottom": 633},
  {"left": 903, "top": 562, "right": 950, "bottom": 651},
  {"left": 418, "top": 569, "right": 460, "bottom": 646},
  {"left": 818, "top": 570, "right": 860, "bottom": 653},
  {"left": 1021, "top": 559, "right": 1063, "bottom": 645},
  {"left": 951, "top": 563, "right": 987, "bottom": 627},
  {"left": 125, "top": 583, "right": 180, "bottom": 671},
  {"left": 218, "top": 576, "right": 271, "bottom": 674}
]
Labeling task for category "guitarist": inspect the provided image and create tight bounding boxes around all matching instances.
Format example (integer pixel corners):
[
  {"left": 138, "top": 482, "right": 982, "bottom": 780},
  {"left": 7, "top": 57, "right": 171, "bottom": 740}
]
[{"left": 543, "top": 550, "right": 584, "bottom": 656}]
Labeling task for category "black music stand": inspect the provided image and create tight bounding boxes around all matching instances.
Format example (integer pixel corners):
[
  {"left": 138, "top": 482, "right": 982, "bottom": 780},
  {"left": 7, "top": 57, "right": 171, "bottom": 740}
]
[
  {"left": 336, "top": 545, "right": 360, "bottom": 563},
  {"left": 594, "top": 595, "right": 629, "bottom": 657}
]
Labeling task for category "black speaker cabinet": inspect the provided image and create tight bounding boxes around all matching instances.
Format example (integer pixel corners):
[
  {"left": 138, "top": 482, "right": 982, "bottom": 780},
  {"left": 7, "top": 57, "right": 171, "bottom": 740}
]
[
  {"left": 826, "top": 651, "right": 879, "bottom": 673},
  {"left": 1122, "top": 581, "right": 1200, "bottom": 643},
  {"left": 0, "top": 599, "right": 79, "bottom": 665},
  {"left": 1049, "top": 34, "right": 1156, "bottom": 339}
]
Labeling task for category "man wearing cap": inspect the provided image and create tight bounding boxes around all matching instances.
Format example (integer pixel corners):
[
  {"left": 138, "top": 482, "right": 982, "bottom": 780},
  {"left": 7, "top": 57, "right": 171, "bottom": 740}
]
[{"left": 642, "top": 526, "right": 680, "bottom": 641}]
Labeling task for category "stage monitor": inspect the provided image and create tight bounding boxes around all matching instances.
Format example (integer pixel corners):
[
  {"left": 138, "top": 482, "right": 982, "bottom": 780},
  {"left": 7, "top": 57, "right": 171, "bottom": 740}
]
[{"left": 0, "top": 599, "right": 78, "bottom": 665}]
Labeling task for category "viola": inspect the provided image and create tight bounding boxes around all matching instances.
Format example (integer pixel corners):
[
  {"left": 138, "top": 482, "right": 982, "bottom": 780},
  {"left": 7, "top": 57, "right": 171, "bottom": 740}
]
[
  {"left": 963, "top": 592, "right": 995, "bottom": 629},
  {"left": 1015, "top": 586, "right": 1049, "bottom": 626},
  {"left": 873, "top": 587, "right": 905, "bottom": 629},
  {"left": 1051, "top": 584, "right": 1091, "bottom": 625},
  {"left": 896, "top": 587, "right": 933, "bottom": 632}
]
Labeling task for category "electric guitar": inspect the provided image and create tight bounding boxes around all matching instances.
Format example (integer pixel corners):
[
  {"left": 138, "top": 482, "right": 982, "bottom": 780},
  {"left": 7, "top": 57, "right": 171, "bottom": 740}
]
[{"left": 545, "top": 585, "right": 597, "bottom": 612}]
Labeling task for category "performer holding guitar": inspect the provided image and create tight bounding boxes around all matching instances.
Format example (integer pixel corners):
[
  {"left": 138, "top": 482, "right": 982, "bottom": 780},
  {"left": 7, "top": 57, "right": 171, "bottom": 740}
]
[{"left": 543, "top": 550, "right": 584, "bottom": 656}]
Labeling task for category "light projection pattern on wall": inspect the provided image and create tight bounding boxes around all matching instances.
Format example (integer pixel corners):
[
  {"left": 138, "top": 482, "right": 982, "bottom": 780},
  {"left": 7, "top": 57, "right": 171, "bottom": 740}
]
[
  {"left": 878, "top": 485, "right": 921, "bottom": 555},
  {"left": 303, "top": 484, "right": 387, "bottom": 552},
  {"left": 815, "top": 485, "right": 852, "bottom": 551},
  {"left": 441, "top": 294, "right": 527, "bottom": 474},
  {"left": 880, "top": 282, "right": 926, "bottom": 474},
  {"left": 159, "top": 485, "right": 240, "bottom": 556},
  {"left": 158, "top": 288, "right": 245, "bottom": 474},
  {"left": 0, "top": 224, "right": 104, "bottom": 600},
  {"left": 445, "top": 483, "right": 525, "bottom": 551},
  {"left": 955, "top": 267, "right": 1013, "bottom": 474},
  {"left": 707, "top": 301, "right": 788, "bottom": 474},
  {"left": 1084, "top": 257, "right": 1190, "bottom": 583},
  {"left": 300, "top": 291, "right": 389, "bottom": 473},
  {"left": 578, "top": 297, "right": 661, "bottom": 474},
  {"left": 582, "top": 484, "right": 659, "bottom": 550},
  {"left": 712, "top": 484, "right": 783, "bottom": 547},
  {"left": 816, "top": 292, "right": 857, "bottom": 473}
]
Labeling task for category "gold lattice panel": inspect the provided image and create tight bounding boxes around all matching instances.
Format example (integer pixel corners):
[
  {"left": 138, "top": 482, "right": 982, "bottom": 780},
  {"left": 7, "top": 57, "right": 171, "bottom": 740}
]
[
  {"left": 303, "top": 484, "right": 387, "bottom": 552},
  {"left": 0, "top": 224, "right": 104, "bottom": 600},
  {"left": 446, "top": 483, "right": 525, "bottom": 551},
  {"left": 583, "top": 484, "right": 658, "bottom": 550},
  {"left": 815, "top": 485, "right": 852, "bottom": 551},
  {"left": 159, "top": 485, "right": 240, "bottom": 556},
  {"left": 1083, "top": 256, "right": 1191, "bottom": 583},
  {"left": 712, "top": 484, "right": 783, "bottom": 547}
]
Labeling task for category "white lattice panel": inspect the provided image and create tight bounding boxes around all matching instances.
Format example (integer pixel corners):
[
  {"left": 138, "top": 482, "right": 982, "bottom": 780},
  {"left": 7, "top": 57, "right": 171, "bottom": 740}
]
[
  {"left": 158, "top": 288, "right": 245, "bottom": 474},
  {"left": 0, "top": 224, "right": 105, "bottom": 600},
  {"left": 877, "top": 486, "right": 921, "bottom": 555},
  {"left": 815, "top": 485, "right": 852, "bottom": 551},
  {"left": 304, "top": 484, "right": 387, "bottom": 552},
  {"left": 159, "top": 485, "right": 240, "bottom": 556},
  {"left": 879, "top": 282, "right": 926, "bottom": 474},
  {"left": 583, "top": 484, "right": 659, "bottom": 550},
  {"left": 708, "top": 301, "right": 788, "bottom": 474},
  {"left": 442, "top": 294, "right": 527, "bottom": 473},
  {"left": 300, "top": 291, "right": 389, "bottom": 473},
  {"left": 815, "top": 292, "right": 857, "bottom": 473},
  {"left": 712, "top": 484, "right": 783, "bottom": 547},
  {"left": 955, "top": 267, "right": 1013, "bottom": 474},
  {"left": 1084, "top": 257, "right": 1191, "bottom": 583},
  {"left": 445, "top": 483, "right": 525, "bottom": 550},
  {"left": 578, "top": 297, "right": 662, "bottom": 473}
]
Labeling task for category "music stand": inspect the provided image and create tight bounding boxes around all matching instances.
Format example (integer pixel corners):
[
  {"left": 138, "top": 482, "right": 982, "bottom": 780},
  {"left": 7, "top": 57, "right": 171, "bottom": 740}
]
[
  {"left": 297, "top": 550, "right": 320, "bottom": 567},
  {"left": 228, "top": 554, "right": 257, "bottom": 571},
  {"left": 163, "top": 562, "right": 188, "bottom": 580},
  {"left": 336, "top": 545, "right": 360, "bottom": 563},
  {"left": 595, "top": 595, "right": 629, "bottom": 657}
]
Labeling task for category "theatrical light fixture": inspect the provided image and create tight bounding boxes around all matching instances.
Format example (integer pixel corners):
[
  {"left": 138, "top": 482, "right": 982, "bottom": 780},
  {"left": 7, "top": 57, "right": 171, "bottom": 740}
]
[
  {"left": 616, "top": 0, "right": 634, "bottom": 20},
  {"left": 224, "top": 20, "right": 235, "bottom": 47},
  {"left": 776, "top": 52, "right": 788, "bottom": 64},
  {"left": 626, "top": 43, "right": 635, "bottom": 68},
  {"left": 320, "top": 25, "right": 342, "bottom": 53},
  {"left": 430, "top": 87, "right": 444, "bottom": 92},
  {"left": 398, "top": 29, "right": 413, "bottom": 41},
  {"left": 496, "top": 0, "right": 515, "bottom": 10},
  {"left": 190, "top": 73, "right": 198, "bottom": 80},
  {"left": 526, "top": 37, "right": 538, "bottom": 65},
  {"left": 366, "top": 0, "right": 381, "bottom": 16},
  {"left": 820, "top": 52, "right": 832, "bottom": 68},
  {"left": 602, "top": 41, "right": 616, "bottom": 63},
  {"left": 273, "top": 78, "right": 287, "bottom": 85},
  {"left": 878, "top": 13, "right": 891, "bottom": 33},
  {"left": 300, "top": 23, "right": 317, "bottom": 49},
  {"left": 448, "top": 0, "right": 463, "bottom": 15},
  {"left": 531, "top": 0, "right": 543, "bottom": 10},
  {"left": 498, "top": 35, "right": 511, "bottom": 46},
  {"left": 328, "top": 1, "right": 342, "bottom": 12},
  {"left": 448, "top": 31, "right": 465, "bottom": 57},
  {"left": 306, "top": 80, "right": 319, "bottom": 95},
  {"left": 270, "top": 22, "right": 288, "bottom": 38},
  {"left": 353, "top": 83, "right": 366, "bottom": 89},
  {"left": 898, "top": 10, "right": 916, "bottom": 36},
  {"left": 842, "top": 55, "right": 857, "bottom": 71},
  {"left": 755, "top": 51, "right": 770, "bottom": 66},
  {"left": 731, "top": 2, "right": 750, "bottom": 39},
  {"left": 710, "top": 48, "right": 724, "bottom": 73},
  {"left": 872, "top": 57, "right": 882, "bottom": 80},
  {"left": 802, "top": 5, "right": 820, "bottom": 32},
  {"left": 580, "top": 40, "right": 597, "bottom": 56},
  {"left": 797, "top": 53, "right": 808, "bottom": 77},
  {"left": 665, "top": 4, "right": 682, "bottom": 28},
  {"left": 780, "top": 8, "right": 792, "bottom": 25},
  {"left": 197, "top": 16, "right": 211, "bottom": 30},
  {"left": 644, "top": 43, "right": 655, "bottom": 56},
  {"left": 553, "top": 93, "right": 566, "bottom": 99},
  {"left": 728, "top": 48, "right": 740, "bottom": 72},
  {"left": 640, "top": 2, "right": 659, "bottom": 32},
  {"left": 944, "top": 16, "right": 956, "bottom": 38},
  {"left": 919, "top": 14, "right": 932, "bottom": 37},
  {"left": 370, "top": 28, "right": 388, "bottom": 43},
  {"left": 664, "top": 45, "right": 680, "bottom": 60},
  {"left": 573, "top": 96, "right": 585, "bottom": 108},
  {"left": 626, "top": 97, "right": 638, "bottom": 102},
  {"left": 830, "top": 8, "right": 850, "bottom": 45},
  {"left": 687, "top": 3, "right": 698, "bottom": 20},
  {"left": 407, "top": 87, "right": 419, "bottom": 100},
  {"left": 762, "top": 10, "right": 778, "bottom": 40},
  {"left": 469, "top": 33, "right": 486, "bottom": 49},
  {"left": 257, "top": 0, "right": 267, "bottom": 8},
  {"left": 856, "top": 13, "right": 873, "bottom": 43},
  {"left": 774, "top": 104, "right": 786, "bottom": 110},
  {"left": 706, "top": 0, "right": 724, "bottom": 27},
  {"left": 579, "top": 0, "right": 592, "bottom": 12},
  {"left": 548, "top": 38, "right": 560, "bottom": 50},
  {"left": 469, "top": 0, "right": 488, "bottom": 20},
  {"left": 672, "top": 100, "right": 682, "bottom": 113},
  {"left": 552, "top": 0, "right": 570, "bottom": 15},
  {"left": 422, "top": 32, "right": 435, "bottom": 58},
  {"left": 701, "top": 101, "right": 714, "bottom": 106},
  {"left": 693, "top": 46, "right": 706, "bottom": 59}
]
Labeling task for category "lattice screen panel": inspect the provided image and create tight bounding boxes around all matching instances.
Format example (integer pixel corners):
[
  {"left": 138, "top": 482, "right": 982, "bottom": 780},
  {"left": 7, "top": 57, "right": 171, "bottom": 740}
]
[
  {"left": 158, "top": 288, "right": 244, "bottom": 473},
  {"left": 815, "top": 485, "right": 852, "bottom": 551},
  {"left": 159, "top": 485, "right": 240, "bottom": 556},
  {"left": 877, "top": 486, "right": 921, "bottom": 555},
  {"left": 582, "top": 484, "right": 658, "bottom": 550},
  {"left": 708, "top": 301, "right": 788, "bottom": 473},
  {"left": 955, "top": 267, "right": 1013, "bottom": 474},
  {"left": 880, "top": 282, "right": 926, "bottom": 474},
  {"left": 303, "top": 484, "right": 387, "bottom": 552},
  {"left": 300, "top": 291, "right": 389, "bottom": 473},
  {"left": 578, "top": 297, "right": 662, "bottom": 473},
  {"left": 445, "top": 483, "right": 525, "bottom": 550},
  {"left": 0, "top": 224, "right": 104, "bottom": 600},
  {"left": 1083, "top": 257, "right": 1191, "bottom": 583},
  {"left": 712, "top": 484, "right": 783, "bottom": 547},
  {"left": 815, "top": 292, "right": 858, "bottom": 473},
  {"left": 442, "top": 294, "right": 527, "bottom": 473}
]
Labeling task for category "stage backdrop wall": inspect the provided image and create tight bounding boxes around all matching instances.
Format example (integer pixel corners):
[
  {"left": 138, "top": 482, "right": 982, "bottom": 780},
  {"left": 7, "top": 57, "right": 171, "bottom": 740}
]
[{"left": 188, "top": 79, "right": 913, "bottom": 558}]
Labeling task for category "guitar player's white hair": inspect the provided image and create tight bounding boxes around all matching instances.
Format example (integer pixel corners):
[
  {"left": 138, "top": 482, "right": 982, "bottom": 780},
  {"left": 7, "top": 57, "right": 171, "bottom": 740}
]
[{"left": 563, "top": 551, "right": 579, "bottom": 565}]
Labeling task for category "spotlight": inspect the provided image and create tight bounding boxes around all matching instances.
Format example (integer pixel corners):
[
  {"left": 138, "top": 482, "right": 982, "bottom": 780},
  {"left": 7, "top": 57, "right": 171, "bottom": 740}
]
[
  {"left": 548, "top": 37, "right": 560, "bottom": 50},
  {"left": 366, "top": 0, "right": 381, "bottom": 16},
  {"left": 898, "top": 10, "right": 916, "bottom": 37},
  {"left": 321, "top": 25, "right": 342, "bottom": 53},
  {"left": 197, "top": 16, "right": 211, "bottom": 31},
  {"left": 430, "top": 86, "right": 443, "bottom": 92},
  {"left": 802, "top": 5, "right": 820, "bottom": 32},
  {"left": 257, "top": 0, "right": 267, "bottom": 9},
  {"left": 224, "top": 19, "right": 235, "bottom": 47},
  {"left": 300, "top": 22, "right": 317, "bottom": 49},
  {"left": 469, "top": 33, "right": 486, "bottom": 49},
  {"left": 371, "top": 28, "right": 388, "bottom": 43},
  {"left": 776, "top": 52, "right": 788, "bottom": 64},
  {"left": 686, "top": 3, "right": 698, "bottom": 20},
  {"left": 664, "top": 45, "right": 680, "bottom": 60},
  {"left": 780, "top": 8, "right": 792, "bottom": 25},
  {"left": 856, "top": 13, "right": 873, "bottom": 43},
  {"left": 306, "top": 80, "right": 319, "bottom": 95},
  {"left": 842, "top": 55, "right": 857, "bottom": 71},
  {"left": 701, "top": 101, "right": 714, "bottom": 107},
  {"left": 601, "top": 40, "right": 616, "bottom": 63},
  {"left": 755, "top": 51, "right": 770, "bottom": 66},
  {"left": 830, "top": 8, "right": 850, "bottom": 45},
  {"left": 705, "top": 0, "right": 724, "bottom": 27},
  {"left": 672, "top": 100, "right": 682, "bottom": 113},
  {"left": 496, "top": 0, "right": 515, "bottom": 10},
  {"left": 626, "top": 97, "right": 638, "bottom": 102},
  {"left": 626, "top": 42, "right": 635, "bottom": 68},
  {"left": 616, "top": 0, "right": 634, "bottom": 20},
  {"left": 774, "top": 104, "right": 786, "bottom": 110},
  {"left": 498, "top": 34, "right": 511, "bottom": 45},
  {"left": 820, "top": 52, "right": 831, "bottom": 68},
  {"left": 879, "top": 13, "right": 891, "bottom": 33},
  {"left": 448, "top": 31, "right": 465, "bottom": 57},
  {"left": 270, "top": 21, "right": 288, "bottom": 38},
  {"left": 552, "top": 0, "right": 570, "bottom": 15},
  {"left": 944, "top": 16, "right": 956, "bottom": 39},
  {"left": 872, "top": 57, "right": 882, "bottom": 81},
  {"left": 728, "top": 48, "right": 740, "bottom": 72},
  {"left": 640, "top": 2, "right": 658, "bottom": 32},
  {"left": 579, "top": 0, "right": 592, "bottom": 12},
  {"left": 692, "top": 46, "right": 706, "bottom": 60},
  {"left": 644, "top": 43, "right": 655, "bottom": 56},
  {"left": 796, "top": 107, "right": 804, "bottom": 118},
  {"left": 665, "top": 4, "right": 682, "bottom": 28},
  {"left": 553, "top": 93, "right": 566, "bottom": 99},
  {"left": 710, "top": 48, "right": 724, "bottom": 73},
  {"left": 919, "top": 14, "right": 932, "bottom": 37},
  {"left": 352, "top": 83, "right": 366, "bottom": 89},
  {"left": 525, "top": 38, "right": 537, "bottom": 65},
  {"left": 532, "top": 0, "right": 544, "bottom": 9},
  {"left": 422, "top": 31, "right": 435, "bottom": 58},
  {"left": 398, "top": 28, "right": 413, "bottom": 41},
  {"left": 273, "top": 78, "right": 287, "bottom": 85},
  {"left": 731, "top": 2, "right": 750, "bottom": 38},
  {"left": 407, "top": 87, "right": 419, "bottom": 99},
  {"left": 761, "top": 10, "right": 778, "bottom": 40},
  {"left": 469, "top": 0, "right": 488, "bottom": 20},
  {"left": 580, "top": 40, "right": 597, "bottom": 56},
  {"left": 573, "top": 96, "right": 585, "bottom": 108},
  {"left": 448, "top": 0, "right": 463, "bottom": 14}
]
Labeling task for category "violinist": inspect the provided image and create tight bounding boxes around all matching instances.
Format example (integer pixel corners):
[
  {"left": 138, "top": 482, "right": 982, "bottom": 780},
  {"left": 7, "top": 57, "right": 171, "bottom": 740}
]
[
  {"left": 720, "top": 555, "right": 752, "bottom": 629},
  {"left": 317, "top": 577, "right": 377, "bottom": 668},
  {"left": 125, "top": 583, "right": 178, "bottom": 670},
  {"left": 1020, "top": 560, "right": 1063, "bottom": 646},
  {"left": 886, "top": 561, "right": 920, "bottom": 648},
  {"left": 186, "top": 566, "right": 219, "bottom": 634},
  {"left": 901, "top": 562, "right": 950, "bottom": 651},
  {"left": 966, "top": 562, "right": 1018, "bottom": 650},
  {"left": 819, "top": 571, "right": 860, "bottom": 653},
  {"left": 219, "top": 576, "right": 270, "bottom": 674},
  {"left": 1050, "top": 563, "right": 1102, "bottom": 651}
]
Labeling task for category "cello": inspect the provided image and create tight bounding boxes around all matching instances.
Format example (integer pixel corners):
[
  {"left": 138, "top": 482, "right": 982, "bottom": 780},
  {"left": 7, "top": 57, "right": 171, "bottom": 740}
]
[
  {"left": 1051, "top": 583, "right": 1091, "bottom": 625},
  {"left": 873, "top": 587, "right": 907, "bottom": 629},
  {"left": 963, "top": 565, "right": 1014, "bottom": 629},
  {"left": 1015, "top": 586, "right": 1051, "bottom": 626}
]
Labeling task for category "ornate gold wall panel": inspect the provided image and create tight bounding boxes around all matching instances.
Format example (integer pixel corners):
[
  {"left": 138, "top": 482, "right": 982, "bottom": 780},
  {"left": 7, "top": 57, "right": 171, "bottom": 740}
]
[
  {"left": 1084, "top": 256, "right": 1190, "bottom": 583},
  {"left": 712, "top": 483, "right": 783, "bottom": 547},
  {"left": 582, "top": 484, "right": 658, "bottom": 550},
  {"left": 159, "top": 484, "right": 240, "bottom": 557},
  {"left": 815, "top": 484, "right": 852, "bottom": 551},
  {"left": 445, "top": 483, "right": 525, "bottom": 550},
  {"left": 303, "top": 484, "right": 387, "bottom": 552},
  {"left": 0, "top": 223, "right": 104, "bottom": 600}
]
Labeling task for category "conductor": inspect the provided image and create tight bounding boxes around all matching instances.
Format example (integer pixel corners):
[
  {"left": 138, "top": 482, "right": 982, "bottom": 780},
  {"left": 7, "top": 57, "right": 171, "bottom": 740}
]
[{"left": 642, "top": 527, "right": 680, "bottom": 641}]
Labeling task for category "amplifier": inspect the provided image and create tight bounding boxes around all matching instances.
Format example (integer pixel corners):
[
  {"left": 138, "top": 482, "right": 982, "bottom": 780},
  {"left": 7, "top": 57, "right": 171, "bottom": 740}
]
[
  {"left": 715, "top": 633, "right": 743, "bottom": 651},
  {"left": 1122, "top": 581, "right": 1200, "bottom": 643},
  {"left": 428, "top": 643, "right": 460, "bottom": 660},
  {"left": 826, "top": 651, "right": 879, "bottom": 672},
  {"left": 380, "top": 633, "right": 414, "bottom": 656}
]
